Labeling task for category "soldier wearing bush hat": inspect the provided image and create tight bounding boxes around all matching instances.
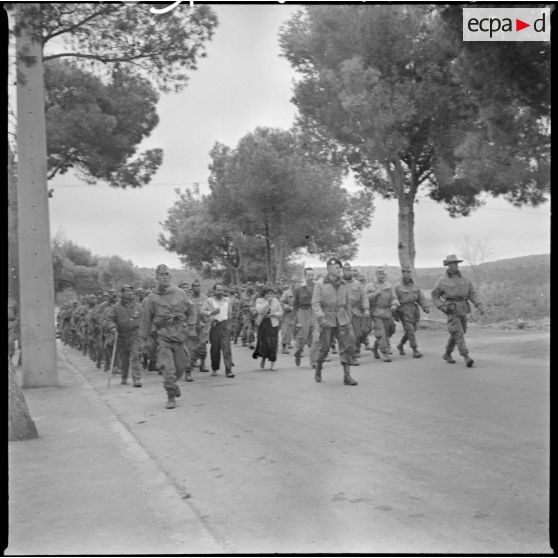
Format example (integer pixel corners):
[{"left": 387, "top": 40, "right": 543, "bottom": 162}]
[{"left": 431, "top": 254, "right": 484, "bottom": 367}]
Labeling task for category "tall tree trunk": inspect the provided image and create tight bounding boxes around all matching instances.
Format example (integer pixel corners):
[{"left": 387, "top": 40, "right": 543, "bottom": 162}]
[
  {"left": 16, "top": 9, "right": 59, "bottom": 387},
  {"left": 392, "top": 157, "right": 416, "bottom": 271}
]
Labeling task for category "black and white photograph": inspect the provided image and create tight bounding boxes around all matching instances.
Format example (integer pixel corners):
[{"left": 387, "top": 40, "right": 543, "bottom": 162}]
[{"left": 7, "top": 1, "right": 551, "bottom": 555}]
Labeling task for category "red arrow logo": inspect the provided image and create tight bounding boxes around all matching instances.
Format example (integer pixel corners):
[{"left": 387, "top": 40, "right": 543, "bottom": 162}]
[{"left": 516, "top": 18, "right": 530, "bottom": 31}]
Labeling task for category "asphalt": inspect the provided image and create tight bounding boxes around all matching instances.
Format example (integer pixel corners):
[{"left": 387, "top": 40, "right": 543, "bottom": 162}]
[{"left": 7, "top": 352, "right": 224, "bottom": 556}]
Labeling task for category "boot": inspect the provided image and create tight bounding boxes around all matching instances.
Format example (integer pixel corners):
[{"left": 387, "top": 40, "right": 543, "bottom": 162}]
[
  {"left": 225, "top": 369, "right": 235, "bottom": 378},
  {"left": 380, "top": 351, "right": 392, "bottom": 362},
  {"left": 133, "top": 379, "right": 142, "bottom": 387},
  {"left": 464, "top": 355, "right": 474, "bottom": 367},
  {"left": 397, "top": 342, "right": 405, "bottom": 356},
  {"left": 443, "top": 352, "right": 456, "bottom": 364},
  {"left": 331, "top": 344, "right": 337, "bottom": 354},
  {"left": 120, "top": 376, "right": 128, "bottom": 385},
  {"left": 343, "top": 363, "right": 357, "bottom": 386},
  {"left": 372, "top": 341, "right": 381, "bottom": 360},
  {"left": 294, "top": 350, "right": 302, "bottom": 367},
  {"left": 199, "top": 359, "right": 209, "bottom": 372},
  {"left": 412, "top": 348, "right": 423, "bottom": 358},
  {"left": 314, "top": 362, "right": 322, "bottom": 383},
  {"left": 282, "top": 344, "right": 289, "bottom": 354},
  {"left": 165, "top": 395, "right": 176, "bottom": 409},
  {"left": 184, "top": 371, "right": 193, "bottom": 382}
]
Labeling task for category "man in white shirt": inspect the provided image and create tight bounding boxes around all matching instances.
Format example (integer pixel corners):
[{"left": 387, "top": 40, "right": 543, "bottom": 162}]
[{"left": 200, "top": 284, "right": 235, "bottom": 378}]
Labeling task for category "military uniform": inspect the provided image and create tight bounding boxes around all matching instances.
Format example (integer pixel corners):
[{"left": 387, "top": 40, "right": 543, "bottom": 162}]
[
  {"left": 293, "top": 282, "right": 319, "bottom": 367},
  {"left": 431, "top": 255, "right": 484, "bottom": 367},
  {"left": 104, "top": 286, "right": 143, "bottom": 386},
  {"left": 189, "top": 281, "right": 210, "bottom": 374},
  {"left": 394, "top": 267, "right": 429, "bottom": 358},
  {"left": 366, "top": 268, "right": 399, "bottom": 362},
  {"left": 140, "top": 266, "right": 197, "bottom": 406},
  {"left": 311, "top": 258, "right": 357, "bottom": 385},
  {"left": 345, "top": 271, "right": 370, "bottom": 359},
  {"left": 279, "top": 286, "right": 295, "bottom": 353},
  {"left": 239, "top": 287, "right": 256, "bottom": 347}
]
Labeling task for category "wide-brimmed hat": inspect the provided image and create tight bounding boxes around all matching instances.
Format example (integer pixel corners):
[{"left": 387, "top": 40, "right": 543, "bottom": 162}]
[{"left": 443, "top": 254, "right": 463, "bottom": 266}]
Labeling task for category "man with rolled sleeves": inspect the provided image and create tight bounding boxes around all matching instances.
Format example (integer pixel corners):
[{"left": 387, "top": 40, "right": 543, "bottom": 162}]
[
  {"left": 312, "top": 258, "right": 357, "bottom": 386},
  {"left": 343, "top": 263, "right": 370, "bottom": 364},
  {"left": 140, "top": 264, "right": 198, "bottom": 409},
  {"left": 394, "top": 265, "right": 430, "bottom": 358},
  {"left": 367, "top": 267, "right": 399, "bottom": 362},
  {"left": 200, "top": 284, "right": 235, "bottom": 378},
  {"left": 431, "top": 254, "right": 485, "bottom": 367},
  {"left": 103, "top": 285, "right": 143, "bottom": 387}
]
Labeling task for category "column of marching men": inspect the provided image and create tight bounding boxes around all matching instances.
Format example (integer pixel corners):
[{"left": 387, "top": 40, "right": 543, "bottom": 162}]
[{"left": 56, "top": 255, "right": 485, "bottom": 409}]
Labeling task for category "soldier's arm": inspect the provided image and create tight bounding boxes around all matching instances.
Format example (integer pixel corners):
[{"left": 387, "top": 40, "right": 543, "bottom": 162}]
[
  {"left": 360, "top": 283, "right": 370, "bottom": 313},
  {"left": 292, "top": 288, "right": 300, "bottom": 315},
  {"left": 430, "top": 279, "right": 448, "bottom": 312},
  {"left": 311, "top": 282, "right": 325, "bottom": 322},
  {"left": 139, "top": 297, "right": 153, "bottom": 340},
  {"left": 102, "top": 306, "right": 117, "bottom": 332},
  {"left": 467, "top": 281, "right": 485, "bottom": 312},
  {"left": 417, "top": 287, "right": 430, "bottom": 312}
]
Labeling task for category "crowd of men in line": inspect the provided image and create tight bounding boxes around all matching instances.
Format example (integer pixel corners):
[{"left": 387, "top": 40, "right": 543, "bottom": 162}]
[{"left": 56, "top": 254, "right": 484, "bottom": 409}]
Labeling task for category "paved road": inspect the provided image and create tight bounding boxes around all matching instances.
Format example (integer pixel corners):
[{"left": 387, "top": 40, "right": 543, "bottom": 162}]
[{"left": 60, "top": 326, "right": 550, "bottom": 554}]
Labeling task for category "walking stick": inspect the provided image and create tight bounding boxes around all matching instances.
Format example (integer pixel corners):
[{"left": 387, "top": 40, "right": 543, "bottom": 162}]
[{"left": 107, "top": 330, "right": 119, "bottom": 387}]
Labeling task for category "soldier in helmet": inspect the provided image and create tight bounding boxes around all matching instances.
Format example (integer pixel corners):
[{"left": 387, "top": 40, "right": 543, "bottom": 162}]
[
  {"left": 103, "top": 285, "right": 144, "bottom": 387},
  {"left": 431, "top": 254, "right": 485, "bottom": 367},
  {"left": 140, "top": 265, "right": 197, "bottom": 409},
  {"left": 394, "top": 265, "right": 430, "bottom": 358}
]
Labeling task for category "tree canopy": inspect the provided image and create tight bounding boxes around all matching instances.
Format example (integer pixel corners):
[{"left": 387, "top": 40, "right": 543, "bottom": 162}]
[
  {"left": 14, "top": 2, "right": 218, "bottom": 93},
  {"left": 159, "top": 127, "right": 373, "bottom": 282},
  {"left": 279, "top": 5, "right": 550, "bottom": 268},
  {"left": 45, "top": 60, "right": 163, "bottom": 188}
]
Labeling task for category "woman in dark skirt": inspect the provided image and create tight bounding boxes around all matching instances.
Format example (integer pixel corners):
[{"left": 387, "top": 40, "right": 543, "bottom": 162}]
[{"left": 252, "top": 287, "right": 283, "bottom": 370}]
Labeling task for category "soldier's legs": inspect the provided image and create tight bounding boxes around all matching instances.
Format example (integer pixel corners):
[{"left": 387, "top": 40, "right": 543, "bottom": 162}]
[
  {"left": 351, "top": 316, "right": 363, "bottom": 355},
  {"left": 448, "top": 314, "right": 469, "bottom": 356},
  {"left": 309, "top": 323, "right": 320, "bottom": 367},
  {"left": 119, "top": 343, "right": 131, "bottom": 381},
  {"left": 129, "top": 337, "right": 143, "bottom": 384},
  {"left": 157, "top": 341, "right": 186, "bottom": 396},
  {"left": 336, "top": 324, "right": 354, "bottom": 365},
  {"left": 374, "top": 318, "right": 388, "bottom": 353},
  {"left": 401, "top": 317, "right": 416, "bottom": 348},
  {"left": 315, "top": 325, "right": 333, "bottom": 366}
]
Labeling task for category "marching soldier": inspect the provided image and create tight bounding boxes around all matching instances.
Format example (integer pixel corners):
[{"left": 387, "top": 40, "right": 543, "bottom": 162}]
[
  {"left": 140, "top": 264, "right": 197, "bottom": 409},
  {"left": 367, "top": 267, "right": 399, "bottom": 362},
  {"left": 104, "top": 285, "right": 144, "bottom": 387},
  {"left": 293, "top": 268, "right": 319, "bottom": 368},
  {"left": 431, "top": 254, "right": 485, "bottom": 367},
  {"left": 279, "top": 279, "right": 295, "bottom": 354},
  {"left": 239, "top": 283, "right": 256, "bottom": 349},
  {"left": 188, "top": 279, "right": 210, "bottom": 375},
  {"left": 84, "top": 294, "right": 98, "bottom": 362},
  {"left": 342, "top": 263, "right": 370, "bottom": 365},
  {"left": 312, "top": 258, "right": 357, "bottom": 386},
  {"left": 394, "top": 265, "right": 430, "bottom": 358},
  {"left": 100, "top": 290, "right": 119, "bottom": 372}
]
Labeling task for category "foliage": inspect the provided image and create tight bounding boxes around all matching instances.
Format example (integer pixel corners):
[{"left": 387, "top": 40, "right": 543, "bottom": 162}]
[
  {"left": 279, "top": 5, "right": 550, "bottom": 267},
  {"left": 51, "top": 234, "right": 141, "bottom": 294},
  {"left": 160, "top": 128, "right": 373, "bottom": 281},
  {"left": 44, "top": 60, "right": 163, "bottom": 188},
  {"left": 13, "top": 2, "right": 218, "bottom": 93}
]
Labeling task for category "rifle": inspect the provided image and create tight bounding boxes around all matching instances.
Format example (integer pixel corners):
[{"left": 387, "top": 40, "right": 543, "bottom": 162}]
[{"left": 107, "top": 329, "right": 119, "bottom": 388}]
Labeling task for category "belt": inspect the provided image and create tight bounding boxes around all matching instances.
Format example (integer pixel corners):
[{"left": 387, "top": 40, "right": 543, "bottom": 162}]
[
  {"left": 298, "top": 305, "right": 311, "bottom": 309},
  {"left": 445, "top": 297, "right": 466, "bottom": 301}
]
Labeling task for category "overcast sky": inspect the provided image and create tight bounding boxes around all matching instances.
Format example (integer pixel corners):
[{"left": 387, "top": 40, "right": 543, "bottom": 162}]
[{"left": 48, "top": 4, "right": 550, "bottom": 270}]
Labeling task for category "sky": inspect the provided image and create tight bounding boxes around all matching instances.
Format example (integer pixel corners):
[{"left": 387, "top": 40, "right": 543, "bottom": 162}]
[{"left": 48, "top": 4, "right": 551, "bottom": 270}]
